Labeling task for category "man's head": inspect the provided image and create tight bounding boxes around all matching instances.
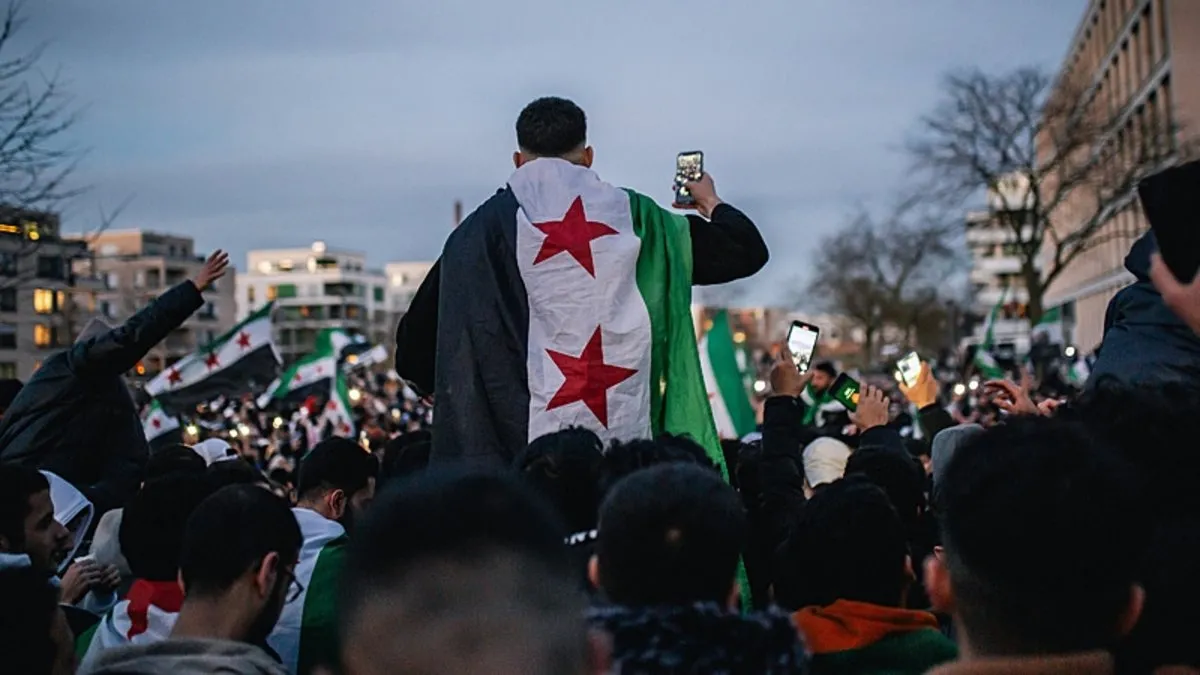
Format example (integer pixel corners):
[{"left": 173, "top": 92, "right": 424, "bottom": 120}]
[
  {"left": 144, "top": 444, "right": 207, "bottom": 484},
  {"left": 179, "top": 485, "right": 302, "bottom": 645},
  {"left": 338, "top": 468, "right": 589, "bottom": 675},
  {"left": 296, "top": 438, "right": 379, "bottom": 534},
  {"left": 0, "top": 466, "right": 68, "bottom": 573},
  {"left": 514, "top": 97, "right": 593, "bottom": 169},
  {"left": 593, "top": 463, "right": 745, "bottom": 608},
  {"left": 774, "top": 476, "right": 910, "bottom": 611},
  {"left": 516, "top": 427, "right": 604, "bottom": 534},
  {"left": 0, "top": 566, "right": 74, "bottom": 675},
  {"left": 927, "top": 416, "right": 1146, "bottom": 657},
  {"left": 810, "top": 362, "right": 838, "bottom": 393},
  {"left": 598, "top": 433, "right": 716, "bottom": 498},
  {"left": 121, "top": 473, "right": 218, "bottom": 582}
]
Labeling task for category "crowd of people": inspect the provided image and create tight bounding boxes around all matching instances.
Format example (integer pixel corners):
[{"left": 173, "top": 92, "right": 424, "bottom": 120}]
[{"left": 2, "top": 96, "right": 1200, "bottom": 675}]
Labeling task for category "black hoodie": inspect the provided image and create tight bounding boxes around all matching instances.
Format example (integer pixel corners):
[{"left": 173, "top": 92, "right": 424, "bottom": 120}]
[{"left": 587, "top": 602, "right": 808, "bottom": 673}]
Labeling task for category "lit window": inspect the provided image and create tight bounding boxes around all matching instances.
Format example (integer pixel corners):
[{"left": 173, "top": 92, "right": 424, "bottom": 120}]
[
  {"left": 266, "top": 286, "right": 278, "bottom": 301},
  {"left": 247, "top": 286, "right": 256, "bottom": 303},
  {"left": 33, "top": 289, "right": 56, "bottom": 314},
  {"left": 33, "top": 324, "right": 51, "bottom": 347}
]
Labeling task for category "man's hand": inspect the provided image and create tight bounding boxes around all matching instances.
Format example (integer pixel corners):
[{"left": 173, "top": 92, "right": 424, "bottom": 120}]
[
  {"left": 898, "top": 361, "right": 939, "bottom": 409},
  {"left": 673, "top": 173, "right": 723, "bottom": 219},
  {"left": 850, "top": 385, "right": 890, "bottom": 432},
  {"left": 1150, "top": 252, "right": 1200, "bottom": 336},
  {"left": 191, "top": 250, "right": 230, "bottom": 292},
  {"left": 983, "top": 379, "right": 1039, "bottom": 416},
  {"left": 60, "top": 559, "right": 105, "bottom": 604},
  {"left": 769, "top": 352, "right": 811, "bottom": 398}
]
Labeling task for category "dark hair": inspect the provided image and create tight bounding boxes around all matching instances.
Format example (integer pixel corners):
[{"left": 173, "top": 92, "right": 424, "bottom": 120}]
[
  {"left": 940, "top": 416, "right": 1145, "bottom": 654},
  {"left": 774, "top": 476, "right": 908, "bottom": 610},
  {"left": 515, "top": 427, "right": 603, "bottom": 534},
  {"left": 596, "top": 463, "right": 744, "bottom": 606},
  {"left": 296, "top": 438, "right": 379, "bottom": 502},
  {"left": 0, "top": 378, "right": 23, "bottom": 413},
  {"left": 0, "top": 566, "right": 59, "bottom": 674},
  {"left": 206, "top": 457, "right": 266, "bottom": 488},
  {"left": 121, "top": 473, "right": 219, "bottom": 581},
  {"left": 844, "top": 445, "right": 927, "bottom": 532},
  {"left": 599, "top": 433, "right": 717, "bottom": 498},
  {"left": 813, "top": 362, "right": 838, "bottom": 378},
  {"left": 0, "top": 465, "right": 48, "bottom": 548},
  {"left": 145, "top": 445, "right": 207, "bottom": 483},
  {"left": 380, "top": 431, "right": 431, "bottom": 486},
  {"left": 515, "top": 97, "right": 587, "bottom": 157},
  {"left": 180, "top": 485, "right": 301, "bottom": 597}
]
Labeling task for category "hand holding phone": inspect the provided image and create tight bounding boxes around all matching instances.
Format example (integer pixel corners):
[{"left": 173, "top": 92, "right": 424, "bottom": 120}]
[
  {"left": 674, "top": 151, "right": 703, "bottom": 206},
  {"left": 786, "top": 321, "right": 820, "bottom": 374},
  {"left": 830, "top": 372, "right": 861, "bottom": 412}
]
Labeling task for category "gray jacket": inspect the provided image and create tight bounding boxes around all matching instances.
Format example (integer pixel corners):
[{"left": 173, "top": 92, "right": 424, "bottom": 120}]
[{"left": 81, "top": 638, "right": 287, "bottom": 675}]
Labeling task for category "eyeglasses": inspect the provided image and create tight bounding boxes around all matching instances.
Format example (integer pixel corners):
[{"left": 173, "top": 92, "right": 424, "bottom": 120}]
[{"left": 283, "top": 569, "right": 304, "bottom": 603}]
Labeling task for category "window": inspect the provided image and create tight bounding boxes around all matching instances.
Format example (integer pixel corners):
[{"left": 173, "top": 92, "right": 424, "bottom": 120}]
[
  {"left": 199, "top": 302, "right": 217, "bottom": 320},
  {"left": 36, "top": 256, "right": 64, "bottom": 280},
  {"left": 100, "top": 300, "right": 114, "bottom": 319},
  {"left": 0, "top": 323, "right": 15, "bottom": 349},
  {"left": 0, "top": 288, "right": 15, "bottom": 312},
  {"left": 33, "top": 324, "right": 51, "bottom": 348},
  {"left": 0, "top": 362, "right": 14, "bottom": 378},
  {"left": 373, "top": 286, "right": 384, "bottom": 302},
  {"left": 33, "top": 289, "right": 61, "bottom": 314},
  {"left": 270, "top": 283, "right": 297, "bottom": 299},
  {"left": 0, "top": 252, "right": 16, "bottom": 277},
  {"left": 247, "top": 285, "right": 256, "bottom": 304},
  {"left": 346, "top": 305, "right": 361, "bottom": 319},
  {"left": 105, "top": 272, "right": 119, "bottom": 289},
  {"left": 134, "top": 271, "right": 145, "bottom": 289}
]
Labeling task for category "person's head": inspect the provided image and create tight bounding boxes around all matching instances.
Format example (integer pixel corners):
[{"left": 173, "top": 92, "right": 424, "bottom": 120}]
[
  {"left": 121, "top": 473, "right": 219, "bottom": 582},
  {"left": 845, "top": 443, "right": 927, "bottom": 532},
  {"left": 145, "top": 444, "right": 207, "bottom": 483},
  {"left": 774, "top": 476, "right": 910, "bottom": 611},
  {"left": 338, "top": 468, "right": 594, "bottom": 675},
  {"left": 516, "top": 427, "right": 604, "bottom": 534},
  {"left": 0, "top": 566, "right": 74, "bottom": 675},
  {"left": 514, "top": 96, "right": 592, "bottom": 169},
  {"left": 927, "top": 416, "right": 1146, "bottom": 658},
  {"left": 810, "top": 362, "right": 838, "bottom": 393},
  {"left": 296, "top": 438, "right": 379, "bottom": 534},
  {"left": 593, "top": 463, "right": 745, "bottom": 608},
  {"left": 801, "top": 437, "right": 851, "bottom": 496},
  {"left": 207, "top": 457, "right": 268, "bottom": 489},
  {"left": 598, "top": 433, "right": 717, "bottom": 498},
  {"left": 179, "top": 485, "right": 302, "bottom": 645},
  {"left": 380, "top": 430, "right": 432, "bottom": 487},
  {"left": 0, "top": 466, "right": 68, "bottom": 573}
]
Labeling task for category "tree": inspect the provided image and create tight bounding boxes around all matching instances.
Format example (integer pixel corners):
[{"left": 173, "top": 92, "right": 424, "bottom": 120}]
[
  {"left": 806, "top": 199, "right": 959, "bottom": 360},
  {"left": 909, "top": 66, "right": 1189, "bottom": 323}
]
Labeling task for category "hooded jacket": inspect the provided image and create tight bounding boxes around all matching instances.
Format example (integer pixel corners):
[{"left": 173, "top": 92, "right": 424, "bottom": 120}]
[
  {"left": 80, "top": 638, "right": 287, "bottom": 675},
  {"left": 793, "top": 600, "right": 957, "bottom": 675},
  {"left": 0, "top": 282, "right": 204, "bottom": 514},
  {"left": 1090, "top": 230, "right": 1200, "bottom": 386},
  {"left": 43, "top": 470, "right": 118, "bottom": 615},
  {"left": 587, "top": 602, "right": 807, "bottom": 673}
]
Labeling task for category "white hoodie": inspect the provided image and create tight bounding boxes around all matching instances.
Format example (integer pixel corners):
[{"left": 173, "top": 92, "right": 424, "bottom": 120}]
[{"left": 41, "top": 471, "right": 115, "bottom": 614}]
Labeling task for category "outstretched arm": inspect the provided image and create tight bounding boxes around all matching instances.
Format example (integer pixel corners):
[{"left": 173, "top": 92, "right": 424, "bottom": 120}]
[{"left": 674, "top": 173, "right": 769, "bottom": 285}]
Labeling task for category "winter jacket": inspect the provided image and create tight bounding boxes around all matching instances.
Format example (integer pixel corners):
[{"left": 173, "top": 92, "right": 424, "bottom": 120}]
[
  {"left": 0, "top": 282, "right": 204, "bottom": 513},
  {"left": 794, "top": 600, "right": 957, "bottom": 675},
  {"left": 81, "top": 638, "right": 287, "bottom": 675},
  {"left": 587, "top": 602, "right": 807, "bottom": 673}
]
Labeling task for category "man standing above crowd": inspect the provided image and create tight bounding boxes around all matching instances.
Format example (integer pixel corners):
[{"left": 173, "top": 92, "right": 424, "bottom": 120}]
[{"left": 395, "top": 96, "right": 769, "bottom": 466}]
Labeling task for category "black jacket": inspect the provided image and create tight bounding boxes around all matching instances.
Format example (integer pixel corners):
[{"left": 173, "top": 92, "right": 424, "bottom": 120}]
[{"left": 0, "top": 281, "right": 204, "bottom": 513}]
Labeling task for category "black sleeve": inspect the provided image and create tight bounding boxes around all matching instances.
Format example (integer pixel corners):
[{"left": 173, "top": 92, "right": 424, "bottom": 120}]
[
  {"left": 757, "top": 396, "right": 810, "bottom": 545},
  {"left": 394, "top": 258, "right": 440, "bottom": 397},
  {"left": 66, "top": 281, "right": 204, "bottom": 378},
  {"left": 688, "top": 203, "right": 769, "bottom": 285},
  {"left": 916, "top": 403, "right": 955, "bottom": 441}
]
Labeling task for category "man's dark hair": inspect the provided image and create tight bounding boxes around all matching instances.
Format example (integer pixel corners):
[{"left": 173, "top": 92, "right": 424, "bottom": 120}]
[
  {"left": 515, "top": 427, "right": 603, "bottom": 534},
  {"left": 0, "top": 566, "right": 59, "bottom": 674},
  {"left": 340, "top": 468, "right": 583, "bottom": 673},
  {"left": 813, "top": 362, "right": 838, "bottom": 379},
  {"left": 0, "top": 465, "right": 48, "bottom": 549},
  {"left": 599, "top": 433, "right": 717, "bottom": 498},
  {"left": 596, "top": 463, "right": 745, "bottom": 607},
  {"left": 845, "top": 445, "right": 927, "bottom": 532},
  {"left": 206, "top": 457, "right": 266, "bottom": 488},
  {"left": 516, "top": 97, "right": 587, "bottom": 158},
  {"left": 774, "top": 476, "right": 908, "bottom": 610},
  {"left": 121, "top": 473, "right": 219, "bottom": 582},
  {"left": 940, "top": 416, "right": 1146, "bottom": 655},
  {"left": 380, "top": 430, "right": 431, "bottom": 487},
  {"left": 180, "top": 485, "right": 301, "bottom": 597},
  {"left": 145, "top": 445, "right": 207, "bottom": 483},
  {"left": 296, "top": 438, "right": 379, "bottom": 502}
]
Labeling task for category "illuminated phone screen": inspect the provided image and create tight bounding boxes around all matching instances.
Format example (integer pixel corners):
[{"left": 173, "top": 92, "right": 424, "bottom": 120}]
[{"left": 787, "top": 322, "right": 819, "bottom": 374}]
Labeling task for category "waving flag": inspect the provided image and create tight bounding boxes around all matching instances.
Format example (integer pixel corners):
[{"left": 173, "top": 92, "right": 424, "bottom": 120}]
[
  {"left": 700, "top": 310, "right": 756, "bottom": 439},
  {"left": 973, "top": 287, "right": 1007, "bottom": 380},
  {"left": 257, "top": 329, "right": 350, "bottom": 407},
  {"left": 146, "top": 303, "right": 280, "bottom": 414},
  {"left": 268, "top": 509, "right": 347, "bottom": 675},
  {"left": 76, "top": 581, "right": 183, "bottom": 670},
  {"left": 141, "top": 400, "right": 179, "bottom": 442}
]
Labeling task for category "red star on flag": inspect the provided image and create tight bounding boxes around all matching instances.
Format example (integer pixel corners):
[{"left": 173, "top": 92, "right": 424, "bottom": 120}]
[
  {"left": 204, "top": 352, "right": 220, "bottom": 370},
  {"left": 151, "top": 418, "right": 161, "bottom": 429},
  {"left": 167, "top": 369, "right": 182, "bottom": 385},
  {"left": 338, "top": 421, "right": 351, "bottom": 435},
  {"left": 532, "top": 196, "right": 618, "bottom": 277},
  {"left": 545, "top": 327, "right": 638, "bottom": 427},
  {"left": 316, "top": 365, "right": 324, "bottom": 375},
  {"left": 326, "top": 401, "right": 337, "bottom": 411},
  {"left": 293, "top": 372, "right": 304, "bottom": 383},
  {"left": 236, "top": 331, "right": 251, "bottom": 350}
]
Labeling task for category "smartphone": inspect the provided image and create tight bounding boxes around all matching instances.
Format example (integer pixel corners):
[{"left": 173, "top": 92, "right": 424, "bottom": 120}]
[
  {"left": 674, "top": 151, "right": 704, "bottom": 205},
  {"left": 830, "top": 372, "right": 861, "bottom": 412},
  {"left": 896, "top": 351, "right": 922, "bottom": 388},
  {"left": 786, "top": 321, "right": 820, "bottom": 374},
  {"left": 1138, "top": 161, "right": 1200, "bottom": 282}
]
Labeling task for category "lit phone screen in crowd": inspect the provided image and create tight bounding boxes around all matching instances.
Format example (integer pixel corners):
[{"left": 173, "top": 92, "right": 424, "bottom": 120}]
[
  {"left": 786, "top": 321, "right": 820, "bottom": 374},
  {"left": 897, "top": 352, "right": 922, "bottom": 387}
]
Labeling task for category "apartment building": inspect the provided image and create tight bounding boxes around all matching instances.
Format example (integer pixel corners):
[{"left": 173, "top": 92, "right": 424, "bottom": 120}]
[
  {"left": 75, "top": 230, "right": 237, "bottom": 376},
  {"left": 1042, "top": 0, "right": 1200, "bottom": 351},
  {"left": 0, "top": 209, "right": 101, "bottom": 381},
  {"left": 384, "top": 261, "right": 434, "bottom": 316}
]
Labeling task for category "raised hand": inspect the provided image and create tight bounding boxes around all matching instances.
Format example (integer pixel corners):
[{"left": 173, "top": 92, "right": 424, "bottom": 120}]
[
  {"left": 192, "top": 250, "right": 230, "bottom": 292},
  {"left": 898, "top": 361, "right": 938, "bottom": 409},
  {"left": 983, "top": 379, "right": 1039, "bottom": 416},
  {"left": 850, "top": 385, "right": 890, "bottom": 432},
  {"left": 673, "top": 173, "right": 723, "bottom": 219}
]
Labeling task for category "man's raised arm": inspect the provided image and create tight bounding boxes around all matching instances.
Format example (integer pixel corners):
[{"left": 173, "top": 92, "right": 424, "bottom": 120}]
[
  {"left": 674, "top": 173, "right": 769, "bottom": 285},
  {"left": 67, "top": 251, "right": 229, "bottom": 378}
]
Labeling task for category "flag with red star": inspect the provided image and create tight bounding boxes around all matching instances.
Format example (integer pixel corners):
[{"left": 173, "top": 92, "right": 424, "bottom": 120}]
[
  {"left": 430, "top": 157, "right": 721, "bottom": 469},
  {"left": 140, "top": 399, "right": 180, "bottom": 442},
  {"left": 256, "top": 328, "right": 351, "bottom": 408},
  {"left": 145, "top": 303, "right": 280, "bottom": 414}
]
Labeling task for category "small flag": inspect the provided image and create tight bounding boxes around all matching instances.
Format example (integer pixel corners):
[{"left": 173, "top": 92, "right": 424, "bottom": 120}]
[
  {"left": 146, "top": 303, "right": 281, "bottom": 414},
  {"left": 699, "top": 310, "right": 757, "bottom": 439},
  {"left": 258, "top": 329, "right": 347, "bottom": 407},
  {"left": 76, "top": 580, "right": 183, "bottom": 670},
  {"left": 321, "top": 371, "right": 357, "bottom": 438},
  {"left": 973, "top": 287, "right": 1007, "bottom": 380},
  {"left": 141, "top": 400, "right": 179, "bottom": 442}
]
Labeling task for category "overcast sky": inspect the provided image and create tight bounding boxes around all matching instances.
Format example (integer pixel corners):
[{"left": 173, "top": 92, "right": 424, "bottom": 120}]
[{"left": 20, "top": 0, "right": 1083, "bottom": 304}]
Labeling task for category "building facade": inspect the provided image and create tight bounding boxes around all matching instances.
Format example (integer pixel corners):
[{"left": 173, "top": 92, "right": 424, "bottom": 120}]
[
  {"left": 384, "top": 261, "right": 434, "bottom": 318},
  {"left": 75, "top": 230, "right": 237, "bottom": 377},
  {"left": 1042, "top": 0, "right": 1200, "bottom": 351},
  {"left": 0, "top": 209, "right": 101, "bottom": 381}
]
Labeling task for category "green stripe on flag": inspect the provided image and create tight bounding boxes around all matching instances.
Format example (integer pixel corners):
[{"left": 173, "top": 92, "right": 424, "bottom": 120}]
[
  {"left": 706, "top": 310, "right": 757, "bottom": 438},
  {"left": 297, "top": 537, "right": 346, "bottom": 675}
]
